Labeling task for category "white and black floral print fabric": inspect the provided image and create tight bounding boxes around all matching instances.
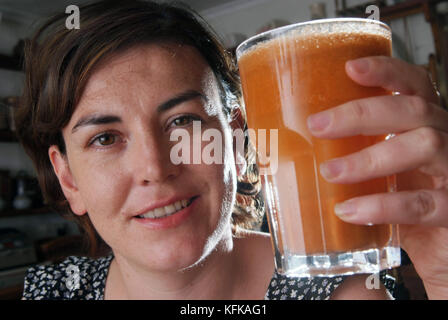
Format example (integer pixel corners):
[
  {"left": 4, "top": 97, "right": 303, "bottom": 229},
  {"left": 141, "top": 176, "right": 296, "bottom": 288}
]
[
  {"left": 22, "top": 255, "right": 395, "bottom": 300},
  {"left": 265, "top": 273, "right": 345, "bottom": 300},
  {"left": 22, "top": 255, "right": 113, "bottom": 300},
  {"left": 265, "top": 270, "right": 396, "bottom": 300}
]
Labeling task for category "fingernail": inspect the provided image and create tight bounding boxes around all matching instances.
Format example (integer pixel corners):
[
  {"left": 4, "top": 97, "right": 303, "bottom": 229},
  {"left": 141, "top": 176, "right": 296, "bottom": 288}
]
[
  {"left": 334, "top": 201, "right": 357, "bottom": 218},
  {"left": 307, "top": 112, "right": 331, "bottom": 133},
  {"left": 348, "top": 58, "right": 370, "bottom": 74},
  {"left": 320, "top": 159, "right": 345, "bottom": 180}
]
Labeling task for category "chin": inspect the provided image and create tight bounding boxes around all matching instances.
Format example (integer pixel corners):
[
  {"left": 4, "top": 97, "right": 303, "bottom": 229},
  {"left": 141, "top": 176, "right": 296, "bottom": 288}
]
[
  {"left": 130, "top": 235, "right": 210, "bottom": 272},
  {"left": 149, "top": 225, "right": 233, "bottom": 273},
  {"left": 182, "top": 220, "right": 234, "bottom": 272}
]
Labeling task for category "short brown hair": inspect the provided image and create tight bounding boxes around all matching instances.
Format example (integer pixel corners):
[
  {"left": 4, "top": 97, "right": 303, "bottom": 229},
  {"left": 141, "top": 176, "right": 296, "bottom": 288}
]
[{"left": 16, "top": 0, "right": 264, "bottom": 257}]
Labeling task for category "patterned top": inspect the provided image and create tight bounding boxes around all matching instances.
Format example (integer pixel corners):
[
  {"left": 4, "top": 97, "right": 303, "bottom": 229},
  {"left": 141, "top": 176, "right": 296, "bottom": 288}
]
[
  {"left": 22, "top": 255, "right": 113, "bottom": 300},
  {"left": 22, "top": 255, "right": 394, "bottom": 300},
  {"left": 265, "top": 272, "right": 344, "bottom": 300}
]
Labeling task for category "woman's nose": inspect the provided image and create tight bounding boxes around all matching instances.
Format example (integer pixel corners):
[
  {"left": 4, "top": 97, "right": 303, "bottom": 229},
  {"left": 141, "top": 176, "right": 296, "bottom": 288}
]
[{"left": 129, "top": 131, "right": 181, "bottom": 184}]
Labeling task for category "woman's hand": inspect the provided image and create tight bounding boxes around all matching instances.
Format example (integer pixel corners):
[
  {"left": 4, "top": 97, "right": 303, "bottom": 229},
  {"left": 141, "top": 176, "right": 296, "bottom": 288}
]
[{"left": 307, "top": 56, "right": 448, "bottom": 299}]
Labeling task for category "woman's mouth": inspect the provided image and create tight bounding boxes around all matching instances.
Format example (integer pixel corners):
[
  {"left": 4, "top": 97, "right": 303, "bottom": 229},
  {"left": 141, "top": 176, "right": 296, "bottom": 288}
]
[
  {"left": 132, "top": 196, "right": 199, "bottom": 229},
  {"left": 135, "top": 197, "right": 195, "bottom": 219}
]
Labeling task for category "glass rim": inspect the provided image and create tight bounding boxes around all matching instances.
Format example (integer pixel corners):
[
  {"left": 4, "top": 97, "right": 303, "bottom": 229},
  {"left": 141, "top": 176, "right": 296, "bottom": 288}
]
[{"left": 236, "top": 17, "right": 391, "bottom": 60}]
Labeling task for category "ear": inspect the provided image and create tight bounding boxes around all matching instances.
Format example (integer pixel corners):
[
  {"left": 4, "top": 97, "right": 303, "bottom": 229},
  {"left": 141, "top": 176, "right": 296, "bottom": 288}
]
[
  {"left": 48, "top": 145, "right": 87, "bottom": 216},
  {"left": 229, "top": 108, "right": 247, "bottom": 178}
]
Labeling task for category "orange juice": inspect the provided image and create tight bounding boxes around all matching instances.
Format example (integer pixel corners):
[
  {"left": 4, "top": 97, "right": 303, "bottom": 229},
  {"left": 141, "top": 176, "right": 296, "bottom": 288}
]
[{"left": 237, "top": 20, "right": 399, "bottom": 273}]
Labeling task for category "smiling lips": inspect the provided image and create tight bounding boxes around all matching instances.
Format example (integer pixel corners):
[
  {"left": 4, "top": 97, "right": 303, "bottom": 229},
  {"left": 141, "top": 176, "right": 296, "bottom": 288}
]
[
  {"left": 133, "top": 196, "right": 199, "bottom": 230},
  {"left": 135, "top": 197, "right": 195, "bottom": 219}
]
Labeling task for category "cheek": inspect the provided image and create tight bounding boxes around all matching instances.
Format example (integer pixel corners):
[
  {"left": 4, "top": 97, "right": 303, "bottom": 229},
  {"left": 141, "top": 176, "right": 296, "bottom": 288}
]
[
  {"left": 71, "top": 156, "right": 130, "bottom": 215},
  {"left": 72, "top": 160, "right": 131, "bottom": 249},
  {"left": 199, "top": 127, "right": 236, "bottom": 192},
  {"left": 203, "top": 160, "right": 237, "bottom": 221}
]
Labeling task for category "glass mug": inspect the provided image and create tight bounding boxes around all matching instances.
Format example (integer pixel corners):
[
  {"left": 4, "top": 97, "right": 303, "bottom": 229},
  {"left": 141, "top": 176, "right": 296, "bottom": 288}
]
[{"left": 236, "top": 18, "right": 401, "bottom": 277}]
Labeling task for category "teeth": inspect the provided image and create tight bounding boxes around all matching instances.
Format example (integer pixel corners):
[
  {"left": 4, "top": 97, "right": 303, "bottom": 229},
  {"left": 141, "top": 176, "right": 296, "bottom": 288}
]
[
  {"left": 138, "top": 198, "right": 192, "bottom": 219},
  {"left": 154, "top": 207, "right": 165, "bottom": 218},
  {"left": 142, "top": 211, "right": 155, "bottom": 219},
  {"left": 164, "top": 204, "right": 176, "bottom": 215}
]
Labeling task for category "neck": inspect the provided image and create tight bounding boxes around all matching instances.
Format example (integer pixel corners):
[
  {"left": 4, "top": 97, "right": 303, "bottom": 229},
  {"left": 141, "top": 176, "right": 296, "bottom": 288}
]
[{"left": 106, "top": 229, "right": 242, "bottom": 300}]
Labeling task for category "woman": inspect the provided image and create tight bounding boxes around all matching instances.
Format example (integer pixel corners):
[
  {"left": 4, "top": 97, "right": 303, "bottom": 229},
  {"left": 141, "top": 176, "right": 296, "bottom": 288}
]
[{"left": 18, "top": 0, "right": 448, "bottom": 300}]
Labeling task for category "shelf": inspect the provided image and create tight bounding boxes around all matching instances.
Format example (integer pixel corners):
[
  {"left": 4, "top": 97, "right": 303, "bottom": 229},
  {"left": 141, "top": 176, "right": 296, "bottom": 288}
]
[
  {"left": 336, "top": 0, "right": 445, "bottom": 20},
  {"left": 0, "top": 284, "right": 23, "bottom": 300},
  {"left": 0, "top": 206, "right": 55, "bottom": 218},
  {"left": 379, "top": 0, "right": 441, "bottom": 21},
  {"left": 0, "top": 130, "right": 18, "bottom": 142},
  {"left": 0, "top": 53, "right": 22, "bottom": 71}
]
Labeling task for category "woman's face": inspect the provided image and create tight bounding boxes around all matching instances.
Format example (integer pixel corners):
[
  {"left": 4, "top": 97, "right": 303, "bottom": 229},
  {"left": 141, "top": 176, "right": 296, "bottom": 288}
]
[{"left": 49, "top": 44, "right": 237, "bottom": 272}]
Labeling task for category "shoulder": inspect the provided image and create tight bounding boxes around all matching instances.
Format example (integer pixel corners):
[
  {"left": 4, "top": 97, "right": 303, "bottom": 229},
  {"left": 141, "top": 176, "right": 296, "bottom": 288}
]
[
  {"left": 22, "top": 255, "right": 113, "bottom": 300},
  {"left": 234, "top": 228, "right": 271, "bottom": 245},
  {"left": 234, "top": 229, "right": 273, "bottom": 260},
  {"left": 232, "top": 229, "right": 275, "bottom": 298}
]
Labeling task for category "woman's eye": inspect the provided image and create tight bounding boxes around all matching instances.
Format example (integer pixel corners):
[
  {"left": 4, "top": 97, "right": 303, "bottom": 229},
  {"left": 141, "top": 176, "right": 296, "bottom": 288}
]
[
  {"left": 90, "top": 133, "right": 117, "bottom": 147},
  {"left": 171, "top": 115, "right": 200, "bottom": 127}
]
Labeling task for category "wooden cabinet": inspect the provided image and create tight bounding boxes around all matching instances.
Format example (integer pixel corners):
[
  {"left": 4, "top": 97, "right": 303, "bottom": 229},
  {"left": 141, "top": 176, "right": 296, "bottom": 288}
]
[
  {"left": 336, "top": 0, "right": 448, "bottom": 108},
  {"left": 0, "top": 284, "right": 23, "bottom": 300},
  {"left": 0, "top": 130, "right": 17, "bottom": 142}
]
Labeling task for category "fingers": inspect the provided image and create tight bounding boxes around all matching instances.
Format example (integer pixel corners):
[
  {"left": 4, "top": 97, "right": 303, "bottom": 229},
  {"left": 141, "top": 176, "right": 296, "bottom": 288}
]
[
  {"left": 307, "top": 95, "right": 448, "bottom": 138},
  {"left": 346, "top": 56, "right": 440, "bottom": 104},
  {"left": 333, "top": 189, "right": 448, "bottom": 228},
  {"left": 319, "top": 127, "right": 448, "bottom": 184},
  {"left": 314, "top": 56, "right": 448, "bottom": 230}
]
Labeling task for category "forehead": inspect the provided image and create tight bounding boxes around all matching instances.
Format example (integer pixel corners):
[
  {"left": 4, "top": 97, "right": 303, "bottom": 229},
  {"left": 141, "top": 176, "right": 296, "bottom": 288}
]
[
  {"left": 66, "top": 43, "right": 221, "bottom": 126},
  {"left": 81, "top": 43, "right": 214, "bottom": 101}
]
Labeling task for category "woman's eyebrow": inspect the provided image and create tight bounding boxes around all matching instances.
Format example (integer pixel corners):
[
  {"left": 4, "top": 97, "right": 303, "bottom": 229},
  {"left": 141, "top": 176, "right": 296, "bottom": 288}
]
[
  {"left": 71, "top": 114, "right": 121, "bottom": 133},
  {"left": 157, "top": 89, "right": 206, "bottom": 113},
  {"left": 71, "top": 90, "right": 205, "bottom": 133}
]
